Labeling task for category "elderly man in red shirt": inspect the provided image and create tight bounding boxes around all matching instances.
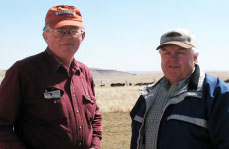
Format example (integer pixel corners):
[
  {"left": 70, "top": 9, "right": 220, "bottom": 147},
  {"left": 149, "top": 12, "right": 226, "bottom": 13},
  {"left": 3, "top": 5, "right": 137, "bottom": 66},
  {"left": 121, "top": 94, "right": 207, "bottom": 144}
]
[{"left": 0, "top": 5, "right": 102, "bottom": 149}]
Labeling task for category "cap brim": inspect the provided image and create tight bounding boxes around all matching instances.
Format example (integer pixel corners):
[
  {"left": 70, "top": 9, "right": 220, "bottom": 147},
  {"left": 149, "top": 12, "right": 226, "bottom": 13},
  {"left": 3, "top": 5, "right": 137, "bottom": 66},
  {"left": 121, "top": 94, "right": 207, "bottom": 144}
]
[
  {"left": 50, "top": 20, "right": 84, "bottom": 29},
  {"left": 156, "top": 41, "right": 193, "bottom": 50}
]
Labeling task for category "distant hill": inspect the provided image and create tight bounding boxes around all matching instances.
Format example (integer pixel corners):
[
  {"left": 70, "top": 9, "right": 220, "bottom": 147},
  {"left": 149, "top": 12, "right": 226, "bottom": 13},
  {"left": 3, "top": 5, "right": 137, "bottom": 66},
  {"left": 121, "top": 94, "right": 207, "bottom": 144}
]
[{"left": 90, "top": 68, "right": 135, "bottom": 85}]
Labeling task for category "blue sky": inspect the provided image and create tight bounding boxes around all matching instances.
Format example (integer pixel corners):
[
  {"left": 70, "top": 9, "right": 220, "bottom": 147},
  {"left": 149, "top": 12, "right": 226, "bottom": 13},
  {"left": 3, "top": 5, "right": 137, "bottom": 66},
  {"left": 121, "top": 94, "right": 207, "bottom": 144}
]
[{"left": 1, "top": 0, "right": 229, "bottom": 72}]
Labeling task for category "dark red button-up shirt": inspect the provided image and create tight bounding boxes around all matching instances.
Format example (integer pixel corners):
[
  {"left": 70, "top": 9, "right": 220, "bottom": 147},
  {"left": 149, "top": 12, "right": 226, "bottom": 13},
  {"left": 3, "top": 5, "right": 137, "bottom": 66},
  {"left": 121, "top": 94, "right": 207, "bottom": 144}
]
[{"left": 0, "top": 48, "right": 102, "bottom": 149}]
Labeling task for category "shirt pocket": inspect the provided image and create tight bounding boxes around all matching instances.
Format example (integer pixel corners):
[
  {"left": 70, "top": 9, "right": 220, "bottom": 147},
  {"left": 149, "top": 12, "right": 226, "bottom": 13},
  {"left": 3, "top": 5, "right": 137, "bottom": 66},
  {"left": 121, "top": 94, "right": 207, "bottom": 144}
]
[
  {"left": 83, "top": 94, "right": 96, "bottom": 128},
  {"left": 31, "top": 87, "right": 67, "bottom": 125}
]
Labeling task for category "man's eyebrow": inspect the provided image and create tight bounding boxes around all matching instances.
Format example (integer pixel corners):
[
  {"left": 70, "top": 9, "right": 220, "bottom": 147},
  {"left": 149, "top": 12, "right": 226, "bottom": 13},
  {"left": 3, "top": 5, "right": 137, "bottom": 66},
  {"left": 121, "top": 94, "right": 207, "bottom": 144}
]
[
  {"left": 177, "top": 47, "right": 187, "bottom": 51},
  {"left": 160, "top": 47, "right": 167, "bottom": 51}
]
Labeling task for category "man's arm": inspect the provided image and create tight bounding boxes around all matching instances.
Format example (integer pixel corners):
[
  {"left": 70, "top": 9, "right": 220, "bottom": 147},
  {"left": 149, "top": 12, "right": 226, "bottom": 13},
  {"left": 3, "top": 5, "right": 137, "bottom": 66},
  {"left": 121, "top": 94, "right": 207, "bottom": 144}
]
[
  {"left": 0, "top": 66, "right": 25, "bottom": 149},
  {"left": 90, "top": 78, "right": 102, "bottom": 149},
  {"left": 90, "top": 104, "right": 102, "bottom": 149},
  {"left": 206, "top": 78, "right": 229, "bottom": 148}
]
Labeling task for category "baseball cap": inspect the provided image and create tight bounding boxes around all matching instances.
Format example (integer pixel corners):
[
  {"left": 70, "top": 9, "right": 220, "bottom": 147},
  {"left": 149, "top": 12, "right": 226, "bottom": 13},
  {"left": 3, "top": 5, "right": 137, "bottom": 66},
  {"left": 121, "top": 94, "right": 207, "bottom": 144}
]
[
  {"left": 45, "top": 5, "right": 84, "bottom": 29},
  {"left": 156, "top": 29, "right": 197, "bottom": 50}
]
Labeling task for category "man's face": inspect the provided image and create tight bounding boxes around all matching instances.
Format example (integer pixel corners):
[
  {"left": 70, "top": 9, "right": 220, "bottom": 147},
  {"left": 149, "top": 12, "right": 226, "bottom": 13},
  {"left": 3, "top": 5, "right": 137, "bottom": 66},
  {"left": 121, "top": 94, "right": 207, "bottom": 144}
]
[
  {"left": 43, "top": 25, "right": 85, "bottom": 61},
  {"left": 160, "top": 45, "right": 198, "bottom": 85}
]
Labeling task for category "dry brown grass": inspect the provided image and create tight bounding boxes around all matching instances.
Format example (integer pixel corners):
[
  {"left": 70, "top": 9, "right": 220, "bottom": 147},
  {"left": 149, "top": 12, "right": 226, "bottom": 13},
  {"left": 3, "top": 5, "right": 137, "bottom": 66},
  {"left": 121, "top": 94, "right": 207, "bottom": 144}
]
[
  {"left": 101, "top": 112, "right": 131, "bottom": 149},
  {"left": 95, "top": 86, "right": 140, "bottom": 113},
  {"left": 207, "top": 72, "right": 229, "bottom": 81}
]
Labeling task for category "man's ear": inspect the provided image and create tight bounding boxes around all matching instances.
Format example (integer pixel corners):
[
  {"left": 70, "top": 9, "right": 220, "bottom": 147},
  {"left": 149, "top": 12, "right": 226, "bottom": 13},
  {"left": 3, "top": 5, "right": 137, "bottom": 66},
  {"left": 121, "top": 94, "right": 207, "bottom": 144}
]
[
  {"left": 81, "top": 32, "right": 85, "bottom": 41},
  {"left": 43, "top": 32, "right": 48, "bottom": 44},
  {"left": 194, "top": 54, "right": 198, "bottom": 64}
]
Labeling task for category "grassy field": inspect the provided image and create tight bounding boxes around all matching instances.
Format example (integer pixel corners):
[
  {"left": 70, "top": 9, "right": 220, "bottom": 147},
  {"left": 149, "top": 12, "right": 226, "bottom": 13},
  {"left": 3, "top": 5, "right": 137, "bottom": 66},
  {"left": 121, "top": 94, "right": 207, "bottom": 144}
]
[
  {"left": 95, "top": 86, "right": 139, "bottom": 148},
  {"left": 95, "top": 86, "right": 140, "bottom": 113},
  {"left": 95, "top": 86, "right": 137, "bottom": 148},
  {"left": 101, "top": 112, "right": 131, "bottom": 149}
]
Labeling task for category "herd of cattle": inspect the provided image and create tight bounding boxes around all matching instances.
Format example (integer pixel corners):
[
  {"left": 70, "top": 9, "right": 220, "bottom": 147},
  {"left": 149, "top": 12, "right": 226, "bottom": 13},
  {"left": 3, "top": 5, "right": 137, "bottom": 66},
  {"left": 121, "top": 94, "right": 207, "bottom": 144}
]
[
  {"left": 99, "top": 79, "right": 229, "bottom": 87},
  {"left": 100, "top": 81, "right": 155, "bottom": 87}
]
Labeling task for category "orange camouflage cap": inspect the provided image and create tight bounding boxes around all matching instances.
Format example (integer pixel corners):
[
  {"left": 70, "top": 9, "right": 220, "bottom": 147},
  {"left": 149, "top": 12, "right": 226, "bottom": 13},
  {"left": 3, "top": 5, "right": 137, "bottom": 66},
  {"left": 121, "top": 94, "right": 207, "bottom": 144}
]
[{"left": 45, "top": 5, "right": 84, "bottom": 29}]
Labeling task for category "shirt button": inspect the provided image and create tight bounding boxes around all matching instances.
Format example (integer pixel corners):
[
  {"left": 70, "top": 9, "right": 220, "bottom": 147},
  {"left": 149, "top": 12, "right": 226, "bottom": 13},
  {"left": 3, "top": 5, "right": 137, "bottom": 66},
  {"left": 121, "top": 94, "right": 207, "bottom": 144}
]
[
  {"left": 79, "top": 126, "right": 82, "bottom": 129},
  {"left": 76, "top": 110, "right": 79, "bottom": 113},
  {"left": 79, "top": 142, "right": 82, "bottom": 146}
]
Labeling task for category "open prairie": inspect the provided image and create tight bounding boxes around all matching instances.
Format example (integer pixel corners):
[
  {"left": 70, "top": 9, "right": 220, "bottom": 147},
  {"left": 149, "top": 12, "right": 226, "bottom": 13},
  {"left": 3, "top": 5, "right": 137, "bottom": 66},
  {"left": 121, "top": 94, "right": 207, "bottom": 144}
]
[{"left": 96, "top": 86, "right": 138, "bottom": 148}]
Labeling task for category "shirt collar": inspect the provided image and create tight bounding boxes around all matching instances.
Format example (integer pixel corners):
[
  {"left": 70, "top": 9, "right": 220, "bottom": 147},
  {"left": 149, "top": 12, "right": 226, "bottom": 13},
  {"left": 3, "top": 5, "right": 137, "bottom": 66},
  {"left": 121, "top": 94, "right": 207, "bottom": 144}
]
[
  {"left": 44, "top": 47, "right": 81, "bottom": 74},
  {"left": 161, "top": 70, "right": 194, "bottom": 90}
]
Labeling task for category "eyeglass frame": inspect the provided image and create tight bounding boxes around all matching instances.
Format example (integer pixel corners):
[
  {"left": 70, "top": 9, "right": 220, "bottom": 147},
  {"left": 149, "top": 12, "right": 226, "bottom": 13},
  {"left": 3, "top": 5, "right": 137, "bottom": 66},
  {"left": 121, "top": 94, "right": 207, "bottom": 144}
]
[{"left": 45, "top": 27, "right": 85, "bottom": 38}]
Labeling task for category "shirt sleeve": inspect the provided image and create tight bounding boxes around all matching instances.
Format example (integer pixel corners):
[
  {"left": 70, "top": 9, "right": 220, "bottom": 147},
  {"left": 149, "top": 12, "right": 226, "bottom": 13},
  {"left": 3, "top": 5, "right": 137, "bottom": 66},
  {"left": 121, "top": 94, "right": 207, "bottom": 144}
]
[
  {"left": 90, "top": 78, "right": 102, "bottom": 148},
  {"left": 90, "top": 104, "right": 102, "bottom": 148},
  {"left": 0, "top": 66, "right": 26, "bottom": 149},
  {"left": 207, "top": 79, "right": 229, "bottom": 148}
]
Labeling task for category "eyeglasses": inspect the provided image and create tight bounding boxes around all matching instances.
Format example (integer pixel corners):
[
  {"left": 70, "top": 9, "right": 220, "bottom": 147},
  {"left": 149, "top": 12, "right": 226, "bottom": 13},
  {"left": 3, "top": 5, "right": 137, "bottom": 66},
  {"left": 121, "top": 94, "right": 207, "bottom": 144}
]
[{"left": 49, "top": 28, "right": 84, "bottom": 38}]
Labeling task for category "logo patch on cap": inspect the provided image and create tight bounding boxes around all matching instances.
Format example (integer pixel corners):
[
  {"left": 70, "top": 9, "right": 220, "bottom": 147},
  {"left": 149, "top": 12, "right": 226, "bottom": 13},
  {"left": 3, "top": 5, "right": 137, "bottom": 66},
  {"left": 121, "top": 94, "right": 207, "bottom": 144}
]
[
  {"left": 55, "top": 10, "right": 75, "bottom": 16},
  {"left": 166, "top": 32, "right": 182, "bottom": 37}
]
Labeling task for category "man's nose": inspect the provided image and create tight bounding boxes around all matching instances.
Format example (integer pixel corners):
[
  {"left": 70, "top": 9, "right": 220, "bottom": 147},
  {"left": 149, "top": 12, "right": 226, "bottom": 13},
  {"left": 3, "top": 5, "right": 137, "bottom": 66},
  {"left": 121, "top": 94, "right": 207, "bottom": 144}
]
[{"left": 170, "top": 54, "right": 178, "bottom": 61}]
